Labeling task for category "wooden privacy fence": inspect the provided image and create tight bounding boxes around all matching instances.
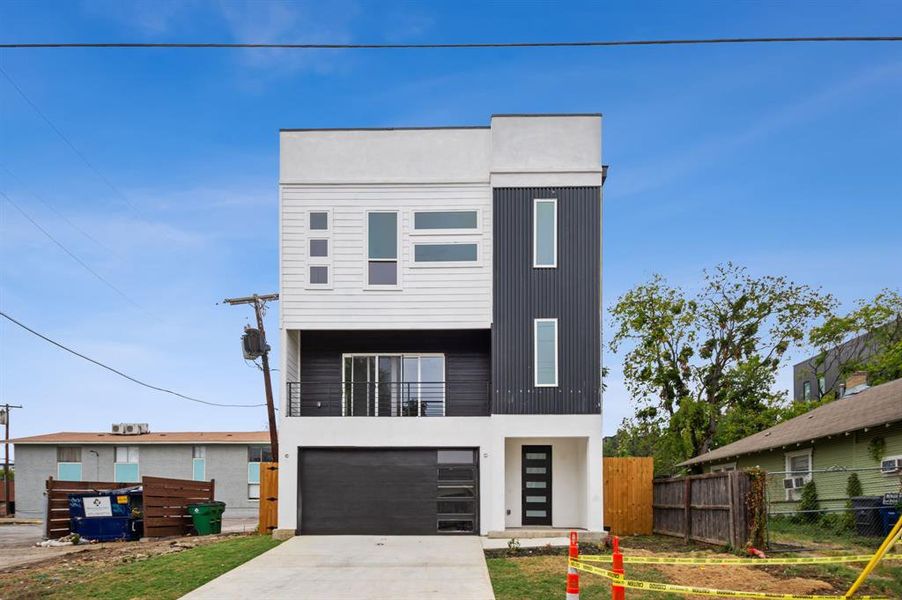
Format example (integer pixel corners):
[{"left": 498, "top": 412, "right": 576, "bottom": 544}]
[
  {"left": 603, "top": 457, "right": 653, "bottom": 535},
  {"left": 143, "top": 476, "right": 215, "bottom": 538},
  {"left": 45, "top": 476, "right": 214, "bottom": 539},
  {"left": 258, "top": 462, "right": 278, "bottom": 534},
  {"left": 653, "top": 471, "right": 761, "bottom": 547}
]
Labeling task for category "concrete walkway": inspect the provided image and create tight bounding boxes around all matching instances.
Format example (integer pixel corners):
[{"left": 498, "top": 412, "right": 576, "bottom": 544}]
[{"left": 183, "top": 536, "right": 495, "bottom": 600}]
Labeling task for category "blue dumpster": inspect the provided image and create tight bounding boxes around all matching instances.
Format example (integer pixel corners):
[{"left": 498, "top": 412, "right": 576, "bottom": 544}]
[
  {"left": 68, "top": 486, "right": 143, "bottom": 541},
  {"left": 879, "top": 506, "right": 900, "bottom": 537}
]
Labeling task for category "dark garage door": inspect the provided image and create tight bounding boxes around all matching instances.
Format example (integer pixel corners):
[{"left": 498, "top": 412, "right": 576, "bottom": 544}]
[{"left": 299, "top": 448, "right": 478, "bottom": 535}]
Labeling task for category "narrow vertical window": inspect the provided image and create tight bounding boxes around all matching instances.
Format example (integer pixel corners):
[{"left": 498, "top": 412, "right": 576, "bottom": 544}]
[
  {"left": 533, "top": 198, "right": 557, "bottom": 268},
  {"left": 534, "top": 318, "right": 558, "bottom": 387},
  {"left": 368, "top": 212, "right": 398, "bottom": 285},
  {"left": 192, "top": 446, "right": 206, "bottom": 481}
]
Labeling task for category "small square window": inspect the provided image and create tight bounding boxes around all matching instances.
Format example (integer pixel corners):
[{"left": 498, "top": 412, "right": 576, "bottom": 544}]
[
  {"left": 309, "top": 239, "right": 328, "bottom": 257},
  {"left": 309, "top": 266, "right": 329, "bottom": 285},
  {"left": 368, "top": 261, "right": 397, "bottom": 285},
  {"left": 309, "top": 212, "right": 328, "bottom": 230}
]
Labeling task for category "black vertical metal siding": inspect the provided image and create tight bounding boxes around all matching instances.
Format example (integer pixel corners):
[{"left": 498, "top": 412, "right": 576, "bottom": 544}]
[
  {"left": 298, "top": 330, "right": 491, "bottom": 416},
  {"left": 492, "top": 187, "right": 601, "bottom": 414}
]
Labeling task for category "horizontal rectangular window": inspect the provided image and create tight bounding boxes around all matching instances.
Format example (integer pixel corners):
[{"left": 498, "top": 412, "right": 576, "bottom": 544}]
[
  {"left": 533, "top": 198, "right": 557, "bottom": 268},
  {"left": 525, "top": 496, "right": 547, "bottom": 503},
  {"left": 438, "top": 466, "right": 476, "bottom": 482},
  {"left": 525, "top": 452, "right": 547, "bottom": 460},
  {"left": 525, "top": 510, "right": 547, "bottom": 518},
  {"left": 309, "top": 239, "right": 328, "bottom": 257},
  {"left": 437, "top": 501, "right": 475, "bottom": 514},
  {"left": 249, "top": 446, "right": 273, "bottom": 463},
  {"left": 414, "top": 243, "right": 478, "bottom": 263},
  {"left": 115, "top": 446, "right": 138, "bottom": 464},
  {"left": 525, "top": 481, "right": 547, "bottom": 488},
  {"left": 57, "top": 447, "right": 81, "bottom": 463},
  {"left": 58, "top": 462, "right": 82, "bottom": 481},
  {"left": 437, "top": 449, "right": 475, "bottom": 464},
  {"left": 114, "top": 463, "right": 139, "bottom": 483},
  {"left": 414, "top": 211, "right": 478, "bottom": 230},
  {"left": 437, "top": 519, "right": 474, "bottom": 533},
  {"left": 309, "top": 211, "right": 328, "bottom": 230},
  {"left": 437, "top": 486, "right": 476, "bottom": 498},
  {"left": 534, "top": 318, "right": 559, "bottom": 387},
  {"left": 309, "top": 266, "right": 329, "bottom": 285},
  {"left": 526, "top": 467, "right": 547, "bottom": 474}
]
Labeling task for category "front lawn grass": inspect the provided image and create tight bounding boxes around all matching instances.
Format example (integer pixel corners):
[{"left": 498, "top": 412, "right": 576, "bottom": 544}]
[{"left": 1, "top": 534, "right": 281, "bottom": 600}]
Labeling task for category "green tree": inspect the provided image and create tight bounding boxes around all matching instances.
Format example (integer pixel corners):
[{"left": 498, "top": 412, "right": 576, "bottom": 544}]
[
  {"left": 609, "top": 264, "right": 834, "bottom": 472},
  {"left": 808, "top": 289, "right": 902, "bottom": 391}
]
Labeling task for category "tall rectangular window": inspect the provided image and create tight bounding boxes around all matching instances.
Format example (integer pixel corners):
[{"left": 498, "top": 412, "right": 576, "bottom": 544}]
[
  {"left": 534, "top": 318, "right": 558, "bottom": 387},
  {"left": 57, "top": 447, "right": 82, "bottom": 481},
  {"left": 533, "top": 198, "right": 557, "bottom": 268},
  {"left": 248, "top": 446, "right": 273, "bottom": 500},
  {"left": 114, "top": 446, "right": 139, "bottom": 482},
  {"left": 368, "top": 212, "right": 398, "bottom": 285},
  {"left": 192, "top": 446, "right": 206, "bottom": 481}
]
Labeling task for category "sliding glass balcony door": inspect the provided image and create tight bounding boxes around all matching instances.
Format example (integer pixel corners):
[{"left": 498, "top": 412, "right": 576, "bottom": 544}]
[{"left": 343, "top": 354, "right": 444, "bottom": 416}]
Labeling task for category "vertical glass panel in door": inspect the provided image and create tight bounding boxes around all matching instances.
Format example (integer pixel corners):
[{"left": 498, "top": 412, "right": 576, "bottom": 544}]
[
  {"left": 377, "top": 356, "right": 402, "bottom": 416},
  {"left": 347, "top": 356, "right": 375, "bottom": 416},
  {"left": 419, "top": 356, "right": 445, "bottom": 416},
  {"left": 402, "top": 357, "right": 420, "bottom": 416}
]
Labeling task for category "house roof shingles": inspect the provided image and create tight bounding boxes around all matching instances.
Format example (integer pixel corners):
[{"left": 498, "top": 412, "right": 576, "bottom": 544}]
[
  {"left": 10, "top": 431, "right": 270, "bottom": 445},
  {"left": 679, "top": 377, "right": 902, "bottom": 467}
]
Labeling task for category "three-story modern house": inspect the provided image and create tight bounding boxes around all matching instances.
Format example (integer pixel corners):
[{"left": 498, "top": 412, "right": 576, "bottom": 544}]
[{"left": 276, "top": 114, "right": 604, "bottom": 536}]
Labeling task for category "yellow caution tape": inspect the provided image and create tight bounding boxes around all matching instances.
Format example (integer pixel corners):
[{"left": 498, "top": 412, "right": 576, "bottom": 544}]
[
  {"left": 568, "top": 559, "right": 888, "bottom": 600},
  {"left": 577, "top": 553, "right": 902, "bottom": 566}
]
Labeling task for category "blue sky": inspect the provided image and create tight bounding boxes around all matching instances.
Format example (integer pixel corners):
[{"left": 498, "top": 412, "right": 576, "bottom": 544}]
[{"left": 1, "top": 1, "right": 901, "bottom": 447}]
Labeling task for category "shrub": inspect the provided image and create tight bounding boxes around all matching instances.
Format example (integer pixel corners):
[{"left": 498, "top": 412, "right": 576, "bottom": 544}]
[
  {"left": 841, "top": 473, "right": 863, "bottom": 531},
  {"left": 798, "top": 480, "right": 821, "bottom": 524}
]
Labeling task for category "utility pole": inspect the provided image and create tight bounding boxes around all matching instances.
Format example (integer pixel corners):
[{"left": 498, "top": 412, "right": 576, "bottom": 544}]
[
  {"left": 222, "top": 293, "right": 279, "bottom": 459},
  {"left": 0, "top": 404, "right": 23, "bottom": 517}
]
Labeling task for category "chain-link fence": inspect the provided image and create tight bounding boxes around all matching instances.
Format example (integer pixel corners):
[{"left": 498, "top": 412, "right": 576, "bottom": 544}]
[{"left": 765, "top": 466, "right": 902, "bottom": 550}]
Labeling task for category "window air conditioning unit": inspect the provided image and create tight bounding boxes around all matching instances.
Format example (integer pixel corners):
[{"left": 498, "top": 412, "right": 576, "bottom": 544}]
[
  {"left": 881, "top": 458, "right": 902, "bottom": 475},
  {"left": 783, "top": 476, "right": 806, "bottom": 490}
]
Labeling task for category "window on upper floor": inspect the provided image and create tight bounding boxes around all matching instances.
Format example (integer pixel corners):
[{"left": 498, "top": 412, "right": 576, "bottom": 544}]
[
  {"left": 57, "top": 447, "right": 82, "bottom": 481},
  {"left": 817, "top": 376, "right": 826, "bottom": 396},
  {"left": 413, "top": 210, "right": 479, "bottom": 232},
  {"left": 413, "top": 243, "right": 478, "bottom": 265},
  {"left": 114, "top": 446, "right": 139, "bottom": 482},
  {"left": 367, "top": 212, "right": 398, "bottom": 286},
  {"left": 309, "top": 211, "right": 329, "bottom": 231},
  {"left": 533, "top": 199, "right": 557, "bottom": 268},
  {"left": 802, "top": 381, "right": 812, "bottom": 401},
  {"left": 534, "top": 318, "right": 559, "bottom": 387}
]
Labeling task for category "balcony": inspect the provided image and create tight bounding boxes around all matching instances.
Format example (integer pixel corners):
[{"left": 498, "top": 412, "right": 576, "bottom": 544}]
[{"left": 286, "top": 381, "right": 490, "bottom": 417}]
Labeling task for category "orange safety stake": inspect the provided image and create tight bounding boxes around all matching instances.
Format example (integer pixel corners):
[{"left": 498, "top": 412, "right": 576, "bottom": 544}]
[
  {"left": 566, "top": 530, "right": 580, "bottom": 599},
  {"left": 611, "top": 535, "right": 625, "bottom": 600}
]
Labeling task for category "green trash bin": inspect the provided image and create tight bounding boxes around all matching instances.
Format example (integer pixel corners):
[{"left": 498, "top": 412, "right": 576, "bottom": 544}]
[{"left": 188, "top": 501, "right": 226, "bottom": 535}]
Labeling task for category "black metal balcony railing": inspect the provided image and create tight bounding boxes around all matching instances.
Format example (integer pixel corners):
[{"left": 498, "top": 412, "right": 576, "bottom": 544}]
[{"left": 286, "top": 381, "right": 490, "bottom": 417}]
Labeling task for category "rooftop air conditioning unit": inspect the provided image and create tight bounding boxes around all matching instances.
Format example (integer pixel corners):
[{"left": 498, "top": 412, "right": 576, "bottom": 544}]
[
  {"left": 113, "top": 423, "right": 149, "bottom": 435},
  {"left": 881, "top": 458, "right": 902, "bottom": 475},
  {"left": 111, "top": 423, "right": 126, "bottom": 434},
  {"left": 783, "top": 476, "right": 806, "bottom": 490}
]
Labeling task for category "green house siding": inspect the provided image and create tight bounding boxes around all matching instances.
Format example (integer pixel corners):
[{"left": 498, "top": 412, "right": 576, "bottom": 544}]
[{"left": 704, "top": 422, "right": 902, "bottom": 511}]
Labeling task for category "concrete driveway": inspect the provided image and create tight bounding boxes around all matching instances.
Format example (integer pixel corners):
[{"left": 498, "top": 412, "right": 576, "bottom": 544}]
[{"left": 183, "top": 536, "right": 495, "bottom": 600}]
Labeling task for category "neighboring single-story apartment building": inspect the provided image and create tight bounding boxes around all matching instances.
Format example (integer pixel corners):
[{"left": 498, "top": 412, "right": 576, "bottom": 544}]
[
  {"left": 11, "top": 427, "right": 271, "bottom": 520},
  {"left": 679, "top": 378, "right": 902, "bottom": 510}
]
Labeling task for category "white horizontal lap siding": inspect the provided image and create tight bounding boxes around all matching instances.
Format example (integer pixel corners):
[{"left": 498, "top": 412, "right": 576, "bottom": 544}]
[{"left": 281, "top": 183, "right": 492, "bottom": 329}]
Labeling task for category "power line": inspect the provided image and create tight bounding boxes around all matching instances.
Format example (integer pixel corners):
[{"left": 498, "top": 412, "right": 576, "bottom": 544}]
[
  {"left": 0, "top": 310, "right": 267, "bottom": 408},
  {"left": 0, "top": 64, "right": 145, "bottom": 218},
  {"left": 0, "top": 36, "right": 900, "bottom": 50},
  {"left": 0, "top": 163, "right": 112, "bottom": 252},
  {"left": 1, "top": 190, "right": 145, "bottom": 311}
]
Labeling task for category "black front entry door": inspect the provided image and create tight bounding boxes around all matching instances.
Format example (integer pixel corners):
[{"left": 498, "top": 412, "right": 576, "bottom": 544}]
[{"left": 521, "top": 445, "right": 552, "bottom": 526}]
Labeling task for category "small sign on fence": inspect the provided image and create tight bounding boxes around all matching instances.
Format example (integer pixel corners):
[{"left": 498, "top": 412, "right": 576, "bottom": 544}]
[{"left": 884, "top": 492, "right": 901, "bottom": 506}]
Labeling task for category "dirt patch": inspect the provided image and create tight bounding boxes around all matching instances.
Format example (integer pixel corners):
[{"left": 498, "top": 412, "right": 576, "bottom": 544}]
[
  {"left": 657, "top": 563, "right": 835, "bottom": 598},
  {"left": 0, "top": 532, "right": 240, "bottom": 577}
]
